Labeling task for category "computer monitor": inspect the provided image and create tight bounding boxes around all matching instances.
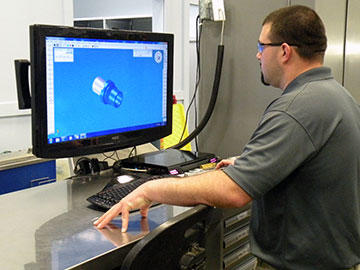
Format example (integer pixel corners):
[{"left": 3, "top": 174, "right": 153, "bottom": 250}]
[{"left": 30, "top": 25, "right": 173, "bottom": 158}]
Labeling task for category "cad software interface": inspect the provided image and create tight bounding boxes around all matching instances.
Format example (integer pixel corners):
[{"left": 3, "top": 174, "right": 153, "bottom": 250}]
[{"left": 45, "top": 36, "right": 168, "bottom": 144}]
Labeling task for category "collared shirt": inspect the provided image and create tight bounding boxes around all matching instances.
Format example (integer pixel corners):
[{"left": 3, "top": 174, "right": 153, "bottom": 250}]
[{"left": 224, "top": 67, "right": 360, "bottom": 269}]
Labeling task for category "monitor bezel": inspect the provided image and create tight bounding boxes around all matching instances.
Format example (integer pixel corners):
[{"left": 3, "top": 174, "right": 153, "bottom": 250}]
[{"left": 30, "top": 24, "right": 173, "bottom": 158}]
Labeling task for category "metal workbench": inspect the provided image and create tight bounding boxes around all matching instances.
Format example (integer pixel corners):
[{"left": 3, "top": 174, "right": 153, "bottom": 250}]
[
  {"left": 0, "top": 171, "right": 193, "bottom": 269},
  {"left": 0, "top": 169, "right": 254, "bottom": 269}
]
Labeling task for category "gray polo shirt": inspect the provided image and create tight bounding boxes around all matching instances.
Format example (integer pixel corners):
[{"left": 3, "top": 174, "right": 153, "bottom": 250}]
[{"left": 223, "top": 67, "right": 360, "bottom": 269}]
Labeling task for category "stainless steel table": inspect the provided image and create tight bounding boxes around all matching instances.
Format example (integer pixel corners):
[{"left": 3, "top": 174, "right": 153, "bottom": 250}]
[{"left": 0, "top": 172, "right": 191, "bottom": 269}]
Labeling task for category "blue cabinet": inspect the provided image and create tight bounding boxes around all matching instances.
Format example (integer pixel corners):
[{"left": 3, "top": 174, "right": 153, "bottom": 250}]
[{"left": 0, "top": 159, "right": 56, "bottom": 195}]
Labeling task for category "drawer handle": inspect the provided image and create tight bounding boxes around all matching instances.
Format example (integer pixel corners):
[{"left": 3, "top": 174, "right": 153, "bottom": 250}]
[{"left": 30, "top": 177, "right": 55, "bottom": 186}]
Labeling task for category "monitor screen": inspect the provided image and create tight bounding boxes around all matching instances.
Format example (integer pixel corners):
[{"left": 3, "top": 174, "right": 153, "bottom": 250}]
[{"left": 30, "top": 25, "right": 173, "bottom": 158}]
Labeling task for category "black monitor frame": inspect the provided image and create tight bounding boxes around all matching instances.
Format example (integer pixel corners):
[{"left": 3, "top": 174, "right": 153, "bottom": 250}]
[{"left": 30, "top": 25, "right": 173, "bottom": 158}]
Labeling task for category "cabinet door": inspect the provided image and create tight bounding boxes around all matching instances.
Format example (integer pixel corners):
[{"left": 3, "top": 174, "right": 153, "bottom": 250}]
[
  {"left": 315, "top": 0, "right": 347, "bottom": 85},
  {"left": 0, "top": 161, "right": 56, "bottom": 194},
  {"left": 344, "top": 0, "right": 360, "bottom": 103}
]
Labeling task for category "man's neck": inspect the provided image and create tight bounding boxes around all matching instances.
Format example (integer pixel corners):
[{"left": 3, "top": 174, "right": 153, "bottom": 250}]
[{"left": 280, "top": 62, "right": 323, "bottom": 90}]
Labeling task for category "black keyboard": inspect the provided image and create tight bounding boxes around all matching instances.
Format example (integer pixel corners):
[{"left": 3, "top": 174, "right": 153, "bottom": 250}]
[{"left": 87, "top": 174, "right": 168, "bottom": 210}]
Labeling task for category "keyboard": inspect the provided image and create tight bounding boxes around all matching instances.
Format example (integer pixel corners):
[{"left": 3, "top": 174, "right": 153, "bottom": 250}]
[{"left": 87, "top": 174, "right": 169, "bottom": 210}]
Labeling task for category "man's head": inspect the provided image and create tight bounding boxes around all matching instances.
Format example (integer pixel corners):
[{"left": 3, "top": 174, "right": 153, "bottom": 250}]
[
  {"left": 263, "top": 5, "right": 327, "bottom": 60},
  {"left": 257, "top": 5, "right": 327, "bottom": 89}
]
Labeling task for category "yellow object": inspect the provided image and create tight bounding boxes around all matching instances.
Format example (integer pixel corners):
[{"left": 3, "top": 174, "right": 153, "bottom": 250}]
[
  {"left": 160, "top": 103, "right": 192, "bottom": 151},
  {"left": 200, "top": 162, "right": 216, "bottom": 170}
]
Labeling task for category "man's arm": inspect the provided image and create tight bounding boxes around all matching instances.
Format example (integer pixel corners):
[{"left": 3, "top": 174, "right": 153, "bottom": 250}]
[{"left": 94, "top": 169, "right": 252, "bottom": 232}]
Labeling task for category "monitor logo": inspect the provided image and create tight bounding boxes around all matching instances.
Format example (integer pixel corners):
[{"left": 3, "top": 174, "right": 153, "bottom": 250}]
[{"left": 111, "top": 136, "right": 120, "bottom": 141}]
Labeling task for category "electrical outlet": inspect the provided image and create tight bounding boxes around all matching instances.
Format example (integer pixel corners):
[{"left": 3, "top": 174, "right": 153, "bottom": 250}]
[
  {"left": 212, "top": 0, "right": 226, "bottom": 21},
  {"left": 199, "top": 0, "right": 226, "bottom": 21}
]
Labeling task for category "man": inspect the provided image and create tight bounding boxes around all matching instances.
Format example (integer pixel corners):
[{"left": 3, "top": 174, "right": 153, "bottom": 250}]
[{"left": 94, "top": 5, "right": 360, "bottom": 269}]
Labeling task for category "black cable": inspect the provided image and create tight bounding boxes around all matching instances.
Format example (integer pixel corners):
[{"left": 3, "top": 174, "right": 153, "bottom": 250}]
[
  {"left": 128, "top": 146, "right": 137, "bottom": 158},
  {"left": 194, "top": 16, "right": 203, "bottom": 151},
  {"left": 174, "top": 16, "right": 225, "bottom": 151},
  {"left": 171, "top": 44, "right": 224, "bottom": 150},
  {"left": 179, "top": 15, "right": 202, "bottom": 150},
  {"left": 73, "top": 157, "right": 91, "bottom": 175},
  {"left": 103, "top": 151, "right": 117, "bottom": 162},
  {"left": 115, "top": 150, "right": 120, "bottom": 160},
  {"left": 73, "top": 157, "right": 108, "bottom": 175}
]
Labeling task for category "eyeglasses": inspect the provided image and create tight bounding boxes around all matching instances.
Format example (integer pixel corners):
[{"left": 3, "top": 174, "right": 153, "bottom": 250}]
[{"left": 257, "top": 41, "right": 299, "bottom": 53}]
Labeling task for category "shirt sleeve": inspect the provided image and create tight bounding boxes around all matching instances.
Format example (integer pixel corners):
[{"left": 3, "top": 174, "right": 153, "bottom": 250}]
[{"left": 223, "top": 110, "right": 316, "bottom": 199}]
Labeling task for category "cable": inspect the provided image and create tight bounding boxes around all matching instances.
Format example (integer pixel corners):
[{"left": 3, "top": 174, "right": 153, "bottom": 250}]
[
  {"left": 171, "top": 19, "right": 225, "bottom": 150},
  {"left": 172, "top": 44, "right": 224, "bottom": 150},
  {"left": 179, "top": 16, "right": 200, "bottom": 142},
  {"left": 73, "top": 157, "right": 91, "bottom": 175},
  {"left": 194, "top": 17, "right": 203, "bottom": 150},
  {"left": 220, "top": 20, "right": 225, "bottom": 46},
  {"left": 179, "top": 15, "right": 203, "bottom": 151},
  {"left": 102, "top": 151, "right": 117, "bottom": 162},
  {"left": 73, "top": 157, "right": 109, "bottom": 175},
  {"left": 128, "top": 146, "right": 137, "bottom": 158},
  {"left": 114, "top": 150, "right": 120, "bottom": 160}
]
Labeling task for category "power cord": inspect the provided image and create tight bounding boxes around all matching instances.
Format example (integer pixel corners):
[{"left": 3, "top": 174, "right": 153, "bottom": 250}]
[
  {"left": 102, "top": 151, "right": 118, "bottom": 162},
  {"left": 128, "top": 146, "right": 137, "bottom": 158},
  {"left": 172, "top": 16, "right": 225, "bottom": 150},
  {"left": 179, "top": 15, "right": 203, "bottom": 151}
]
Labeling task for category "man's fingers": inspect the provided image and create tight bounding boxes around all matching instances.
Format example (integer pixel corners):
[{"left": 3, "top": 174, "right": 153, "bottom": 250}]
[
  {"left": 216, "top": 158, "right": 236, "bottom": 170},
  {"left": 120, "top": 199, "right": 148, "bottom": 232},
  {"left": 215, "top": 161, "right": 227, "bottom": 169},
  {"left": 139, "top": 207, "right": 149, "bottom": 218},
  {"left": 93, "top": 211, "right": 107, "bottom": 226},
  {"left": 95, "top": 204, "right": 122, "bottom": 229},
  {"left": 93, "top": 188, "right": 152, "bottom": 232},
  {"left": 96, "top": 214, "right": 115, "bottom": 229},
  {"left": 121, "top": 206, "right": 131, "bottom": 232}
]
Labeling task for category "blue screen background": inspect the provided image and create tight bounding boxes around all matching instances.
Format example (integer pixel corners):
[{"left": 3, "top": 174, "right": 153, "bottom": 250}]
[{"left": 50, "top": 47, "right": 165, "bottom": 139}]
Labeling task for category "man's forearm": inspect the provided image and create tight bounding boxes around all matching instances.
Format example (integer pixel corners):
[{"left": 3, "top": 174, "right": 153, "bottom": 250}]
[
  {"left": 143, "top": 169, "right": 252, "bottom": 208},
  {"left": 94, "top": 169, "right": 252, "bottom": 231}
]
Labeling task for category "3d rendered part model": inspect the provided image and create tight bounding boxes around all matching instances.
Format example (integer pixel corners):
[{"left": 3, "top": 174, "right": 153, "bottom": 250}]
[{"left": 92, "top": 76, "right": 123, "bottom": 108}]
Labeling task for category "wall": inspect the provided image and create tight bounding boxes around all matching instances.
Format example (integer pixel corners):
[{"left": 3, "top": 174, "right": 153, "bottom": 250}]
[
  {"left": 0, "top": 0, "right": 73, "bottom": 152},
  {"left": 73, "top": 0, "right": 153, "bottom": 19},
  {"left": 315, "top": 0, "right": 346, "bottom": 85},
  {"left": 197, "top": 0, "right": 358, "bottom": 158},
  {"left": 198, "top": 0, "right": 287, "bottom": 158},
  {"left": 342, "top": 0, "right": 360, "bottom": 103}
]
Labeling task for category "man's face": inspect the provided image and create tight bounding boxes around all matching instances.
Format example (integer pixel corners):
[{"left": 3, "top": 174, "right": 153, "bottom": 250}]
[{"left": 256, "top": 23, "right": 281, "bottom": 88}]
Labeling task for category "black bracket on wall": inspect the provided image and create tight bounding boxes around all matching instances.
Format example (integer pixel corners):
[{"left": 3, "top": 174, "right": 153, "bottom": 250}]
[{"left": 14, "top": 59, "right": 31, "bottom": 109}]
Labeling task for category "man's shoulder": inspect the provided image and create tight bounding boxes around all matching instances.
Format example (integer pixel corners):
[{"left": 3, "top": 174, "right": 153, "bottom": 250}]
[{"left": 266, "top": 76, "right": 340, "bottom": 117}]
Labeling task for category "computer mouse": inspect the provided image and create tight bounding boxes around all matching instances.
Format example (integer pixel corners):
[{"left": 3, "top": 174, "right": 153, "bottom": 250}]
[{"left": 116, "top": 174, "right": 137, "bottom": 184}]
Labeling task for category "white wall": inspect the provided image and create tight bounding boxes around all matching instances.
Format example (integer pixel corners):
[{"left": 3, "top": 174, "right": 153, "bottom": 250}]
[
  {"left": 0, "top": 0, "right": 73, "bottom": 152},
  {"left": 73, "top": 0, "right": 153, "bottom": 19}
]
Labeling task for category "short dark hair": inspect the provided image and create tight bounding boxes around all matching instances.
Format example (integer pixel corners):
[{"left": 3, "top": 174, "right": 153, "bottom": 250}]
[{"left": 263, "top": 5, "right": 327, "bottom": 60}]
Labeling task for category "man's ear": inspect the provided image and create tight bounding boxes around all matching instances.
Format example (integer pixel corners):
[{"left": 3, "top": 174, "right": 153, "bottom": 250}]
[{"left": 281, "top": 43, "right": 292, "bottom": 62}]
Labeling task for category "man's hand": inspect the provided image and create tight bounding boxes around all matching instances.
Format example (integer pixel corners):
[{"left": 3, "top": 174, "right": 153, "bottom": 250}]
[
  {"left": 93, "top": 184, "right": 152, "bottom": 232},
  {"left": 215, "top": 157, "right": 237, "bottom": 170}
]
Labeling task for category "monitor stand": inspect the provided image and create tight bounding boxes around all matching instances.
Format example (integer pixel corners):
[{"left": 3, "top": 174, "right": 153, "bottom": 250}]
[{"left": 117, "top": 149, "right": 217, "bottom": 175}]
